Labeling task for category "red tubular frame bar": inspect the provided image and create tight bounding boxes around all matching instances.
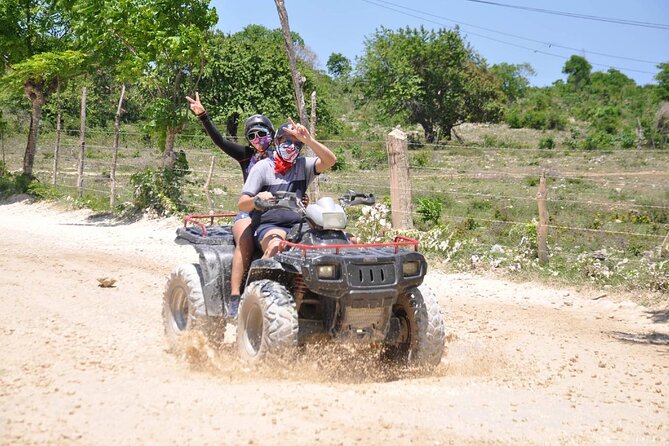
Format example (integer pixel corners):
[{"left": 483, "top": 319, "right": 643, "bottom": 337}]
[
  {"left": 183, "top": 213, "right": 237, "bottom": 237},
  {"left": 279, "top": 235, "right": 419, "bottom": 258}
]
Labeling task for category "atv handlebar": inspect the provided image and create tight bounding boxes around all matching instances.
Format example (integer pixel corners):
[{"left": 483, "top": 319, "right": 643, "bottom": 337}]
[
  {"left": 253, "top": 190, "right": 375, "bottom": 213},
  {"left": 340, "top": 190, "right": 375, "bottom": 207},
  {"left": 253, "top": 192, "right": 304, "bottom": 212}
]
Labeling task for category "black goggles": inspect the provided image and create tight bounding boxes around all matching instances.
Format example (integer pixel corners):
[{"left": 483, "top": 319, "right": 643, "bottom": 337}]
[
  {"left": 281, "top": 138, "right": 303, "bottom": 149},
  {"left": 247, "top": 129, "right": 269, "bottom": 140}
]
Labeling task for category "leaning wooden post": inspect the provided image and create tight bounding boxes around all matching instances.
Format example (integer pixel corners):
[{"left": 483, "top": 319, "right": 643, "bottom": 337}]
[
  {"left": 110, "top": 84, "right": 126, "bottom": 209},
  {"left": 308, "top": 90, "right": 320, "bottom": 200},
  {"left": 274, "top": 0, "right": 308, "bottom": 128},
  {"left": 386, "top": 128, "right": 413, "bottom": 230},
  {"left": 76, "top": 87, "right": 87, "bottom": 198},
  {"left": 536, "top": 171, "right": 549, "bottom": 264}
]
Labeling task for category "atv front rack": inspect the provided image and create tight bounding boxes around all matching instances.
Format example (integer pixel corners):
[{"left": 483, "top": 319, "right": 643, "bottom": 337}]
[{"left": 279, "top": 235, "right": 419, "bottom": 258}]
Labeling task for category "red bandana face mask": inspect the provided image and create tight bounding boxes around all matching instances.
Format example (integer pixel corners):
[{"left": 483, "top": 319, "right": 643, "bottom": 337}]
[
  {"left": 274, "top": 139, "right": 302, "bottom": 175},
  {"left": 274, "top": 153, "right": 293, "bottom": 175}
]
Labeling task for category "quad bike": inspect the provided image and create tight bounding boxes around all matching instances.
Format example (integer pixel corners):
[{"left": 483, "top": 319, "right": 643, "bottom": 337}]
[{"left": 163, "top": 191, "right": 446, "bottom": 368}]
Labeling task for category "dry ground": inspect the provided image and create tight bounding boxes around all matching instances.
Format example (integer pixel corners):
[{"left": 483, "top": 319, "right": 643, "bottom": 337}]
[{"left": 0, "top": 198, "right": 667, "bottom": 445}]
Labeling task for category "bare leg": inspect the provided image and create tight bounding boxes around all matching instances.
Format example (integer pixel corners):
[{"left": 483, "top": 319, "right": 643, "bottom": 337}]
[
  {"left": 260, "top": 229, "right": 288, "bottom": 259},
  {"left": 231, "top": 218, "right": 254, "bottom": 296}
]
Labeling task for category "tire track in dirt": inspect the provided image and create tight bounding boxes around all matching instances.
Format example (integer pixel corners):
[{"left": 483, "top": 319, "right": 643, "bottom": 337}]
[{"left": 1, "top": 199, "right": 667, "bottom": 445}]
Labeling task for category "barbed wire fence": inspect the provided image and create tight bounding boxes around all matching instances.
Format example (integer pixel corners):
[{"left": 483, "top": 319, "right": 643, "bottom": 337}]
[{"left": 2, "top": 126, "right": 668, "bottom": 263}]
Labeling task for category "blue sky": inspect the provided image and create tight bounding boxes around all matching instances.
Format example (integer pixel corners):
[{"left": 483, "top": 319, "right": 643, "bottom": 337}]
[{"left": 210, "top": 0, "right": 668, "bottom": 87}]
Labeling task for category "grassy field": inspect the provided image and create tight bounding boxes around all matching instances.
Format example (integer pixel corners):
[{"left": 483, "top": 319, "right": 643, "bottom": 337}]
[{"left": 2, "top": 124, "right": 668, "bottom": 299}]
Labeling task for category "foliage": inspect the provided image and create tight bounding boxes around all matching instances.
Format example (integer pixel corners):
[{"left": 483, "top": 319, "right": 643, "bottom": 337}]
[
  {"left": 0, "top": 162, "right": 30, "bottom": 196},
  {"left": 356, "top": 26, "right": 505, "bottom": 142},
  {"left": 1, "top": 50, "right": 86, "bottom": 96},
  {"left": 68, "top": 0, "right": 217, "bottom": 153},
  {"left": 655, "top": 62, "right": 669, "bottom": 102},
  {"left": 350, "top": 202, "right": 392, "bottom": 243},
  {"left": 330, "top": 147, "right": 347, "bottom": 171},
  {"left": 505, "top": 89, "right": 566, "bottom": 130},
  {"left": 129, "top": 150, "right": 194, "bottom": 216},
  {"left": 563, "top": 55, "right": 592, "bottom": 90},
  {"left": 538, "top": 136, "right": 555, "bottom": 150},
  {"left": 357, "top": 147, "right": 387, "bottom": 170},
  {"left": 490, "top": 62, "right": 535, "bottom": 105},
  {"left": 410, "top": 150, "right": 430, "bottom": 167},
  {"left": 416, "top": 197, "right": 442, "bottom": 226},
  {"left": 196, "top": 26, "right": 337, "bottom": 138},
  {"left": 326, "top": 53, "right": 352, "bottom": 80}
]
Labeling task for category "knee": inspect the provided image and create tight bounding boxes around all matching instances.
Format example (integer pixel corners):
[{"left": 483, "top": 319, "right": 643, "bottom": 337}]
[{"left": 262, "top": 235, "right": 284, "bottom": 258}]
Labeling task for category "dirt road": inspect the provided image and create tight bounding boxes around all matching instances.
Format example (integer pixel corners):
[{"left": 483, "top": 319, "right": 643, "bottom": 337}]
[{"left": 1, "top": 198, "right": 667, "bottom": 445}]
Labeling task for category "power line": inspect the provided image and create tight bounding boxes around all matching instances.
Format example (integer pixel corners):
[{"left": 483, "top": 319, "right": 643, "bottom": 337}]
[
  {"left": 361, "top": 0, "right": 659, "bottom": 76},
  {"left": 373, "top": 0, "right": 663, "bottom": 65},
  {"left": 463, "top": 0, "right": 669, "bottom": 30}
]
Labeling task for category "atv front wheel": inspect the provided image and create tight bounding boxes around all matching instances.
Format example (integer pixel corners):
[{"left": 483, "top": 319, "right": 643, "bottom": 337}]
[
  {"left": 382, "top": 284, "right": 445, "bottom": 368},
  {"left": 237, "top": 280, "right": 298, "bottom": 364},
  {"left": 162, "top": 263, "right": 225, "bottom": 350}
]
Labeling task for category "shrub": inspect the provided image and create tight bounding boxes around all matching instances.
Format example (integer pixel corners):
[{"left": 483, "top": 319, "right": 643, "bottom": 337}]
[
  {"left": 0, "top": 163, "right": 31, "bottom": 197},
  {"left": 129, "top": 150, "right": 194, "bottom": 216},
  {"left": 538, "top": 137, "right": 555, "bottom": 150},
  {"left": 358, "top": 148, "right": 387, "bottom": 170},
  {"left": 416, "top": 197, "right": 442, "bottom": 225},
  {"left": 411, "top": 150, "right": 430, "bottom": 167},
  {"left": 331, "top": 147, "right": 347, "bottom": 171}
]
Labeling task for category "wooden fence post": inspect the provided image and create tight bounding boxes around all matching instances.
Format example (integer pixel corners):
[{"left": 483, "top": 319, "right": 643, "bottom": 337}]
[
  {"left": 636, "top": 117, "right": 644, "bottom": 150},
  {"left": 386, "top": 128, "right": 413, "bottom": 230},
  {"left": 661, "top": 231, "right": 669, "bottom": 258},
  {"left": 76, "top": 87, "right": 87, "bottom": 198},
  {"left": 52, "top": 78, "right": 61, "bottom": 185},
  {"left": 204, "top": 155, "right": 215, "bottom": 214},
  {"left": 110, "top": 84, "right": 126, "bottom": 209},
  {"left": 536, "top": 171, "right": 549, "bottom": 264},
  {"left": 308, "top": 90, "right": 320, "bottom": 201}
]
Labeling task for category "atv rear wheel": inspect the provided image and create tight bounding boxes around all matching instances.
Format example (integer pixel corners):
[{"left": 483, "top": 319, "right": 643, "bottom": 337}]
[
  {"left": 237, "top": 280, "right": 298, "bottom": 364},
  {"left": 162, "top": 264, "right": 225, "bottom": 350},
  {"left": 382, "top": 284, "right": 445, "bottom": 368}
]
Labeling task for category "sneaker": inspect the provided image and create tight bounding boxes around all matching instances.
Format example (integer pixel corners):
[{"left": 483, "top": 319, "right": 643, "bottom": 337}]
[{"left": 228, "top": 295, "right": 240, "bottom": 318}]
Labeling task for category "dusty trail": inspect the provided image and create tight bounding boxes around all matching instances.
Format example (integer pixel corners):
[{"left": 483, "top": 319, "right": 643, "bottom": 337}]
[{"left": 0, "top": 198, "right": 667, "bottom": 445}]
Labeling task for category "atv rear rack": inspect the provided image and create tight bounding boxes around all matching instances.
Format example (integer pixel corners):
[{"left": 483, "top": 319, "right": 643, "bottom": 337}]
[
  {"left": 279, "top": 235, "right": 419, "bottom": 258},
  {"left": 183, "top": 213, "right": 237, "bottom": 237}
]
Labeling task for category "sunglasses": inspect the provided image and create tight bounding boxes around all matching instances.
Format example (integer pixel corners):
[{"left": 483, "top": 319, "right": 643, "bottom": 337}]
[
  {"left": 247, "top": 129, "right": 268, "bottom": 140},
  {"left": 280, "top": 138, "right": 303, "bottom": 149}
]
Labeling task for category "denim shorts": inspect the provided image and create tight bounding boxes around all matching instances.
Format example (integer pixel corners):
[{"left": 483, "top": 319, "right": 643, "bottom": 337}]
[
  {"left": 233, "top": 211, "right": 250, "bottom": 223},
  {"left": 254, "top": 224, "right": 290, "bottom": 248}
]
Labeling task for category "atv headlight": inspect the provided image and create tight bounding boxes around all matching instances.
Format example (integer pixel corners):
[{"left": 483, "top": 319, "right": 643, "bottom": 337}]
[
  {"left": 317, "top": 264, "right": 338, "bottom": 279},
  {"left": 322, "top": 212, "right": 347, "bottom": 230},
  {"left": 402, "top": 260, "right": 420, "bottom": 277}
]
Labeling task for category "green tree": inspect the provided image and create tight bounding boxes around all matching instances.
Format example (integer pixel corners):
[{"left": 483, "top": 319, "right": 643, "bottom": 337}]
[
  {"left": 197, "top": 25, "right": 337, "bottom": 138},
  {"left": 326, "top": 53, "right": 352, "bottom": 80},
  {"left": 68, "top": 0, "right": 217, "bottom": 166},
  {"left": 0, "top": 0, "right": 85, "bottom": 177},
  {"left": 490, "top": 62, "right": 535, "bottom": 105},
  {"left": 563, "top": 55, "right": 592, "bottom": 90},
  {"left": 197, "top": 26, "right": 296, "bottom": 137},
  {"left": 655, "top": 62, "right": 669, "bottom": 101},
  {"left": 356, "top": 26, "right": 504, "bottom": 142}
]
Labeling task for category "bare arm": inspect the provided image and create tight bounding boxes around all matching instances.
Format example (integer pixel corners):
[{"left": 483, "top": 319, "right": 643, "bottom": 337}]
[{"left": 285, "top": 118, "right": 336, "bottom": 173}]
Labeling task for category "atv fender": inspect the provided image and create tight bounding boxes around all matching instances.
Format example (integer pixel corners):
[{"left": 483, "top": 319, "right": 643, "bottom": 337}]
[
  {"left": 246, "top": 258, "right": 296, "bottom": 286},
  {"left": 191, "top": 244, "right": 234, "bottom": 317}
]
